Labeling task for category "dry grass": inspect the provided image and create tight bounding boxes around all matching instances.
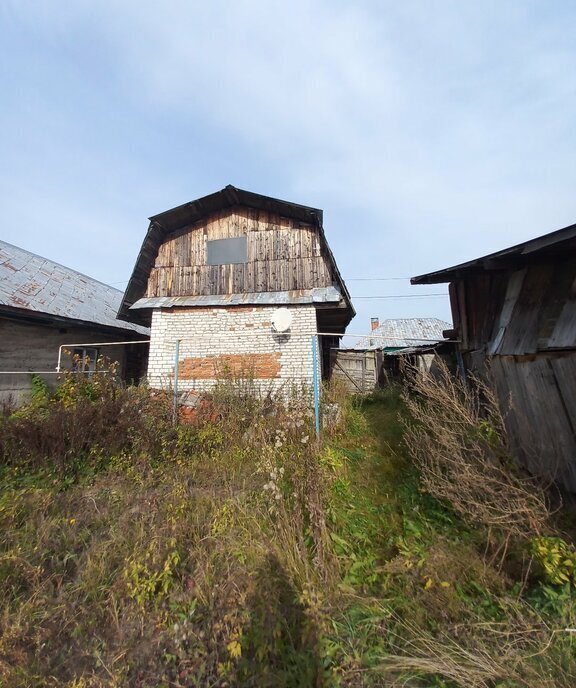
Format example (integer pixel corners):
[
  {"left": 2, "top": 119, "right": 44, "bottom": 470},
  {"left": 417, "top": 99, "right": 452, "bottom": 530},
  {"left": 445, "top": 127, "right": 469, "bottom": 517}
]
[
  {"left": 1, "top": 371, "right": 574, "bottom": 687},
  {"left": 377, "top": 605, "right": 576, "bottom": 688},
  {"left": 402, "top": 359, "right": 550, "bottom": 542},
  {"left": 0, "top": 373, "right": 335, "bottom": 687}
]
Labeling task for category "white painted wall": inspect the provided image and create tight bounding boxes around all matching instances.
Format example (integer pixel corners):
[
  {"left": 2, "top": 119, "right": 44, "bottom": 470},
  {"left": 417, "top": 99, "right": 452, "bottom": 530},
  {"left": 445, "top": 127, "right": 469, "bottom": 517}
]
[{"left": 147, "top": 304, "right": 320, "bottom": 393}]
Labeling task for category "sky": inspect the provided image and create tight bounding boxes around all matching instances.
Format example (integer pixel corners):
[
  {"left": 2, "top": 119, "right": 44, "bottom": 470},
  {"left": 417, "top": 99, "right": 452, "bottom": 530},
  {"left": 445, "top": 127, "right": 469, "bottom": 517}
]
[{"left": 1, "top": 1, "right": 576, "bottom": 336}]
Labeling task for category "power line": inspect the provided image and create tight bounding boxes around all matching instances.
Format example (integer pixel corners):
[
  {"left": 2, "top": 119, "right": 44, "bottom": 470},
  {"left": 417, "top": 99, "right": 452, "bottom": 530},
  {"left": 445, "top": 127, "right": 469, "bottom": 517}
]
[
  {"left": 352, "top": 294, "right": 446, "bottom": 300},
  {"left": 345, "top": 277, "right": 411, "bottom": 281},
  {"left": 108, "top": 276, "right": 414, "bottom": 284}
]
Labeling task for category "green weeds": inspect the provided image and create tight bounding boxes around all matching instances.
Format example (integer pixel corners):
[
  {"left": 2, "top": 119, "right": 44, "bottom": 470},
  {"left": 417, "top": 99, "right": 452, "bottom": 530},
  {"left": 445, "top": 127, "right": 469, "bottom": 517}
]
[{"left": 0, "top": 375, "right": 574, "bottom": 686}]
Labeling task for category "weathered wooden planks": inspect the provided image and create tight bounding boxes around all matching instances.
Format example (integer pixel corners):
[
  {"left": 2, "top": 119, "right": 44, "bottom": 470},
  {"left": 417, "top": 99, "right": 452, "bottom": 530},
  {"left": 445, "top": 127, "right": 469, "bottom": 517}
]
[
  {"left": 490, "top": 354, "right": 576, "bottom": 491},
  {"left": 147, "top": 208, "right": 333, "bottom": 297},
  {"left": 330, "top": 350, "right": 379, "bottom": 393}
]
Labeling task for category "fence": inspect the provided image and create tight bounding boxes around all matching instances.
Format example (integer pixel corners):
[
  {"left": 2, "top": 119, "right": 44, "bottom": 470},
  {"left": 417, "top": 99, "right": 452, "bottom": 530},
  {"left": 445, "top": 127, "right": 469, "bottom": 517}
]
[
  {"left": 157, "top": 331, "right": 448, "bottom": 437},
  {"left": 1, "top": 331, "right": 449, "bottom": 438}
]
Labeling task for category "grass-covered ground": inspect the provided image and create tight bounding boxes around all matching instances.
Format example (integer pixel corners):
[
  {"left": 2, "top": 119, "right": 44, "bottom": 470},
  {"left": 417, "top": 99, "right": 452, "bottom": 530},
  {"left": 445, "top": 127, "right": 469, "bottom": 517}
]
[{"left": 0, "top": 372, "right": 575, "bottom": 687}]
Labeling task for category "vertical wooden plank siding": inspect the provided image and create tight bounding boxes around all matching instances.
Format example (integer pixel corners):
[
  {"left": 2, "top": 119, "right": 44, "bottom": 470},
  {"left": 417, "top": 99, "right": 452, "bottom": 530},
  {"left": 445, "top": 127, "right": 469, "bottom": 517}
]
[
  {"left": 490, "top": 355, "right": 576, "bottom": 489},
  {"left": 146, "top": 208, "right": 333, "bottom": 297}
]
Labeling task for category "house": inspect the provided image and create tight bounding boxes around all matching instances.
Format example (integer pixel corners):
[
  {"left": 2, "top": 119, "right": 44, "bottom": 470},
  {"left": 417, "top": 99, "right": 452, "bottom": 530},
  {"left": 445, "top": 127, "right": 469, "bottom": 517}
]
[
  {"left": 412, "top": 222, "right": 576, "bottom": 491},
  {"left": 331, "top": 318, "right": 451, "bottom": 392},
  {"left": 355, "top": 317, "right": 452, "bottom": 351},
  {"left": 118, "top": 186, "right": 355, "bottom": 393},
  {"left": 0, "top": 240, "right": 149, "bottom": 405}
]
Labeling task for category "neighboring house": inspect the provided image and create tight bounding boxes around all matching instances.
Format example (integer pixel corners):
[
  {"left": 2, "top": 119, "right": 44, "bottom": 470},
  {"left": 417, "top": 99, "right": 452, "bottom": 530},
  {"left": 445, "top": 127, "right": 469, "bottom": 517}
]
[
  {"left": 0, "top": 240, "right": 150, "bottom": 405},
  {"left": 332, "top": 318, "right": 451, "bottom": 393},
  {"left": 355, "top": 317, "right": 452, "bottom": 351},
  {"left": 118, "top": 185, "right": 355, "bottom": 392},
  {"left": 412, "top": 222, "right": 576, "bottom": 492}
]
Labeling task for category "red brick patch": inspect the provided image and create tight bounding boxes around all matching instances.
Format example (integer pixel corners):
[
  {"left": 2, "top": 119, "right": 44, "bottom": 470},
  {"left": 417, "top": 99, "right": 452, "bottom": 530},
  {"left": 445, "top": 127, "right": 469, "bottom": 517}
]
[{"left": 179, "top": 353, "right": 281, "bottom": 379}]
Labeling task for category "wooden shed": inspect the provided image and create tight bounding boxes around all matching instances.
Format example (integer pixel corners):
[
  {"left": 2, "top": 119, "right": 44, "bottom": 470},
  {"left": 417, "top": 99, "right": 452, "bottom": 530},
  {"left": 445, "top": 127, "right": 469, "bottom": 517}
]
[
  {"left": 332, "top": 318, "right": 451, "bottom": 393},
  {"left": 412, "top": 223, "right": 576, "bottom": 491},
  {"left": 118, "top": 186, "right": 354, "bottom": 392}
]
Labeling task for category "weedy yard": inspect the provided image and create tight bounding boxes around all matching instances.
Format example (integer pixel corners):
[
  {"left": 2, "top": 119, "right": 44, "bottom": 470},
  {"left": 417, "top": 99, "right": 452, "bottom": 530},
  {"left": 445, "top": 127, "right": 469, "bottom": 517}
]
[{"left": 0, "top": 366, "right": 575, "bottom": 687}]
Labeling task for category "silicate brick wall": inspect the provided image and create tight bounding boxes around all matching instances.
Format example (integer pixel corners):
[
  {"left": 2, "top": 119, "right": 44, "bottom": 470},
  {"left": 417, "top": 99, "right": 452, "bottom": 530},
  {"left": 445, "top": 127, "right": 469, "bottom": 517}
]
[{"left": 146, "top": 305, "right": 320, "bottom": 392}]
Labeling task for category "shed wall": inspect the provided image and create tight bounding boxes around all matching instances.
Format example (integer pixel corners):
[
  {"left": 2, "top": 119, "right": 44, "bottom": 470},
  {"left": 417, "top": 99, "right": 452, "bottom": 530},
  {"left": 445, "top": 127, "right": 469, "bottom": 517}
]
[
  {"left": 490, "top": 353, "right": 576, "bottom": 491},
  {"left": 452, "top": 256, "right": 576, "bottom": 491},
  {"left": 0, "top": 318, "right": 141, "bottom": 406}
]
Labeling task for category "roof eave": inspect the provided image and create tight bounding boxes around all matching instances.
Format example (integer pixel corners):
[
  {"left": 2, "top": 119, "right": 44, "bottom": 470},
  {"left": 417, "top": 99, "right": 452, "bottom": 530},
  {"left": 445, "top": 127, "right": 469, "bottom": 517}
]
[
  {"left": 411, "top": 221, "right": 576, "bottom": 285},
  {"left": 0, "top": 304, "right": 150, "bottom": 337}
]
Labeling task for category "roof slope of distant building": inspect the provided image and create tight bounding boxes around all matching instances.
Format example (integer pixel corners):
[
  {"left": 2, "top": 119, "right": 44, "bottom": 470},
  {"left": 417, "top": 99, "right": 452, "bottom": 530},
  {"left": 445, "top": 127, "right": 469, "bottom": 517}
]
[
  {"left": 355, "top": 317, "right": 452, "bottom": 350},
  {"left": 0, "top": 240, "right": 148, "bottom": 335}
]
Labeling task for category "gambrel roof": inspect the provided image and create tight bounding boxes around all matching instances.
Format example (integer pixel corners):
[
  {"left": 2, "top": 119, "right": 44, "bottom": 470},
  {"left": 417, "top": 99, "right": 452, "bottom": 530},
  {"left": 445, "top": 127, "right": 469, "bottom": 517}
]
[{"left": 118, "top": 185, "right": 354, "bottom": 326}]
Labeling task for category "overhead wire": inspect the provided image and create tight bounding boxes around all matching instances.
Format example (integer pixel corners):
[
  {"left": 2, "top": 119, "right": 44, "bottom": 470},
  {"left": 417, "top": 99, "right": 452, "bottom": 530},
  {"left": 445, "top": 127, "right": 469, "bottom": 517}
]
[
  {"left": 107, "top": 278, "right": 447, "bottom": 300},
  {"left": 352, "top": 294, "right": 446, "bottom": 299}
]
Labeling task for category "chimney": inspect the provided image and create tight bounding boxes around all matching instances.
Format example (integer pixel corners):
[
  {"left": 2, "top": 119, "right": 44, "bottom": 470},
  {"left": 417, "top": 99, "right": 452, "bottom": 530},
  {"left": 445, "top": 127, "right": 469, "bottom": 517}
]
[{"left": 371, "top": 317, "right": 379, "bottom": 331}]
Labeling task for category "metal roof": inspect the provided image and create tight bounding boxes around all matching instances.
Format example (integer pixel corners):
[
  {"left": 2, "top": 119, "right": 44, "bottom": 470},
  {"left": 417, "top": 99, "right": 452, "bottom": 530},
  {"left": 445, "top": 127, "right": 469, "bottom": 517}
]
[
  {"left": 129, "top": 286, "right": 343, "bottom": 311},
  {"left": 149, "top": 185, "right": 323, "bottom": 230},
  {"left": 118, "top": 185, "right": 354, "bottom": 326},
  {"left": 412, "top": 221, "right": 576, "bottom": 285},
  {"left": 355, "top": 318, "right": 452, "bottom": 350},
  {"left": 0, "top": 239, "right": 149, "bottom": 335}
]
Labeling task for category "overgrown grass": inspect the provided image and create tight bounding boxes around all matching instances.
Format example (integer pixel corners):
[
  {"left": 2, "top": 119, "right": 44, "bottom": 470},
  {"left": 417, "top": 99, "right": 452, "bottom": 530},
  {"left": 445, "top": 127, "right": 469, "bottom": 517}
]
[{"left": 0, "top": 372, "right": 575, "bottom": 686}]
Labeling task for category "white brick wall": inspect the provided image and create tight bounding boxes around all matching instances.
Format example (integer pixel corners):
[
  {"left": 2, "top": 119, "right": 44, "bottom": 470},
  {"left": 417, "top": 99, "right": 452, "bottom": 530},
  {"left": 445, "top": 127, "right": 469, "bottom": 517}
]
[{"left": 147, "top": 305, "right": 320, "bottom": 392}]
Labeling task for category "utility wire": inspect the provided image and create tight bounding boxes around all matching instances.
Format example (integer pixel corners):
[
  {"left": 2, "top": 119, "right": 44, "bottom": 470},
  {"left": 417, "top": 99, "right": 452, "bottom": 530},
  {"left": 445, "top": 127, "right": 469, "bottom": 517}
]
[
  {"left": 345, "top": 277, "right": 411, "bottom": 281},
  {"left": 352, "top": 294, "right": 446, "bottom": 299},
  {"left": 109, "top": 276, "right": 415, "bottom": 284}
]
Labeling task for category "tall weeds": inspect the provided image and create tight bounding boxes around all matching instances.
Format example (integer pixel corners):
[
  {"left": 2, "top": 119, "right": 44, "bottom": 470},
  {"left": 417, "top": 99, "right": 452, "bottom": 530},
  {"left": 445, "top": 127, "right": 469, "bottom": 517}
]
[
  {"left": 0, "top": 373, "right": 173, "bottom": 473},
  {"left": 1, "top": 367, "right": 574, "bottom": 686},
  {"left": 402, "top": 359, "right": 550, "bottom": 542}
]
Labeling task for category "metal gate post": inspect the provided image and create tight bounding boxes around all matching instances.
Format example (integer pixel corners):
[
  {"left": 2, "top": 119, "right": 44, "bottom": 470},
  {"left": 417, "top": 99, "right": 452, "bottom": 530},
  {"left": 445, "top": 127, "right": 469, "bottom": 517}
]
[
  {"left": 173, "top": 339, "right": 181, "bottom": 425},
  {"left": 312, "top": 334, "right": 320, "bottom": 440}
]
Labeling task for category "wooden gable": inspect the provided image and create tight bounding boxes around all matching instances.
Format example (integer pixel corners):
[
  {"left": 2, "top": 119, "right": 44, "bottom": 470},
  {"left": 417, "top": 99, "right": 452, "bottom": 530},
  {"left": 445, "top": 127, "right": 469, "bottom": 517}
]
[
  {"left": 118, "top": 186, "right": 354, "bottom": 329},
  {"left": 146, "top": 207, "right": 334, "bottom": 298}
]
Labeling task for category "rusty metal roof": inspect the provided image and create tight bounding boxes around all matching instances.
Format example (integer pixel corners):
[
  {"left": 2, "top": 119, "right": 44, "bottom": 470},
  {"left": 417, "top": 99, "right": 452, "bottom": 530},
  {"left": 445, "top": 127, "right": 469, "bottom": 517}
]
[
  {"left": 0, "top": 239, "right": 149, "bottom": 335},
  {"left": 355, "top": 318, "right": 452, "bottom": 350}
]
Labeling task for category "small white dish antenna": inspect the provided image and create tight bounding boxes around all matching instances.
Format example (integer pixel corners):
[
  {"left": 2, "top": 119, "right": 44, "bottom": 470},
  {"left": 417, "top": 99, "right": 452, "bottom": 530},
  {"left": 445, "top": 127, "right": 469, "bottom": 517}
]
[{"left": 271, "top": 308, "right": 293, "bottom": 333}]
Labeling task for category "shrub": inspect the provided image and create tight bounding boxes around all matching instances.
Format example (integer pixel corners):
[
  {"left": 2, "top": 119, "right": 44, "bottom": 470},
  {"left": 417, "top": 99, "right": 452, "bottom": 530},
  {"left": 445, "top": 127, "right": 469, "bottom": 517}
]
[
  {"left": 0, "top": 362, "right": 174, "bottom": 474},
  {"left": 531, "top": 536, "right": 576, "bottom": 585}
]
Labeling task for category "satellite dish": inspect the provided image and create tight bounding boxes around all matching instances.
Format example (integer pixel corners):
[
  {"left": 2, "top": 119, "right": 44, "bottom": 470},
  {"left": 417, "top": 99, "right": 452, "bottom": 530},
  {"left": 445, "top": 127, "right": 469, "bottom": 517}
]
[{"left": 271, "top": 308, "right": 293, "bottom": 333}]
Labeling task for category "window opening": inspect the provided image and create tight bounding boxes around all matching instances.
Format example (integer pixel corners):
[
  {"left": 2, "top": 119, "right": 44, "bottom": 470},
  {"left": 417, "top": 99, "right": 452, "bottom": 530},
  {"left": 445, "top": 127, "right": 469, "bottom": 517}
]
[
  {"left": 73, "top": 347, "right": 100, "bottom": 373},
  {"left": 207, "top": 236, "right": 247, "bottom": 265}
]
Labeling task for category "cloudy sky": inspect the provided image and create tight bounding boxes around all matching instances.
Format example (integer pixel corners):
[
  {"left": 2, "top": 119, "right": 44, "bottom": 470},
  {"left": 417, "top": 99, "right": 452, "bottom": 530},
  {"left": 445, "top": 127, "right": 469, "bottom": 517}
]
[{"left": 2, "top": 1, "right": 576, "bottom": 334}]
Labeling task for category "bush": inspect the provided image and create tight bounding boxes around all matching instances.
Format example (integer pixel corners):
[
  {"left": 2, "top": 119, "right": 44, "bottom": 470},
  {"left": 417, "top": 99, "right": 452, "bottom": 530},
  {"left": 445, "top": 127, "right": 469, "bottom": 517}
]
[{"left": 0, "top": 363, "right": 174, "bottom": 474}]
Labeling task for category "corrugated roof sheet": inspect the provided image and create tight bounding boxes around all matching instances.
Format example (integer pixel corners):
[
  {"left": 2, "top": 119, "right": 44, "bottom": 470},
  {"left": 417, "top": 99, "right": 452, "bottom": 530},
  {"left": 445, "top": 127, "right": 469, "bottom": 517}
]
[
  {"left": 129, "top": 286, "right": 343, "bottom": 310},
  {"left": 355, "top": 318, "right": 452, "bottom": 350},
  {"left": 0, "top": 240, "right": 149, "bottom": 335}
]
